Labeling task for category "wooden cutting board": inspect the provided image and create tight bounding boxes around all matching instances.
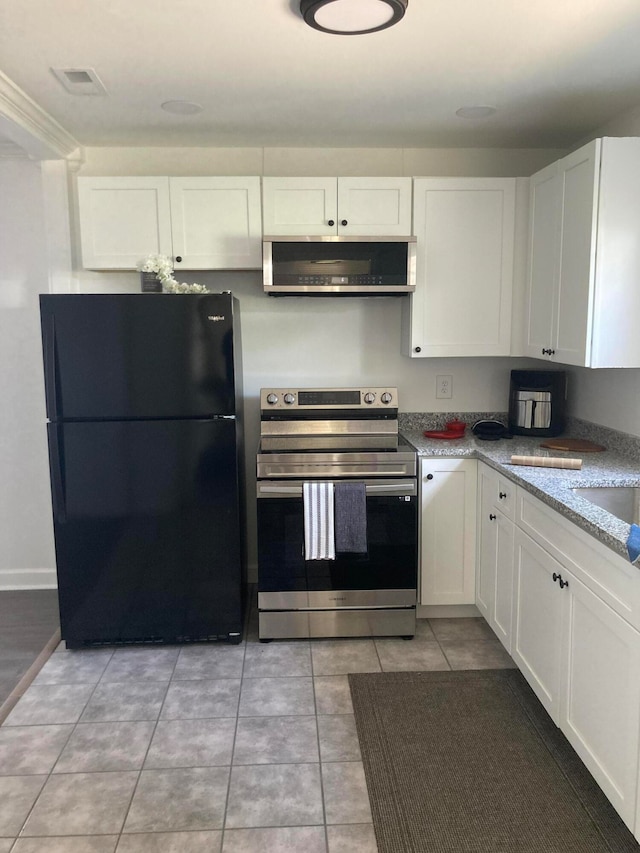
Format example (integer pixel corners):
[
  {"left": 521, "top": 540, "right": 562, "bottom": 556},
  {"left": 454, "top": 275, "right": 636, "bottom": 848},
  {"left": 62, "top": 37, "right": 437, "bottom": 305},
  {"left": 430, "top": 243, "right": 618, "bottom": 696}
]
[{"left": 540, "top": 438, "right": 606, "bottom": 453}]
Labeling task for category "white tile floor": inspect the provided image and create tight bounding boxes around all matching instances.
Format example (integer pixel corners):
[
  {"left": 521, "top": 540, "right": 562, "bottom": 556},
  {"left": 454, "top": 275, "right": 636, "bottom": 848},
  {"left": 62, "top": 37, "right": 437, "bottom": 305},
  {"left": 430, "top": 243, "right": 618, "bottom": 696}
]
[{"left": 0, "top": 594, "right": 515, "bottom": 853}]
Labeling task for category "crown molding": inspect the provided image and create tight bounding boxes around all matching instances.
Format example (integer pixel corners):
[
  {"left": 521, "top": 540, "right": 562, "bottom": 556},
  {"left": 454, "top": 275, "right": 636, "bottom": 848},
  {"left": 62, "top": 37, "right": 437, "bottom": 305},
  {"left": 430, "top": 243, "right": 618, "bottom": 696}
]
[{"left": 0, "top": 69, "right": 80, "bottom": 160}]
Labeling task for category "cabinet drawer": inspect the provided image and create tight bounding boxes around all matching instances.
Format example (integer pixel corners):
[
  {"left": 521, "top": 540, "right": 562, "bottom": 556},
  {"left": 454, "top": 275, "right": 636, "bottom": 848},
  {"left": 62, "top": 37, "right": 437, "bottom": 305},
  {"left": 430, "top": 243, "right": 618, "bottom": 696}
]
[
  {"left": 516, "top": 488, "right": 640, "bottom": 629},
  {"left": 494, "top": 472, "right": 515, "bottom": 519}
]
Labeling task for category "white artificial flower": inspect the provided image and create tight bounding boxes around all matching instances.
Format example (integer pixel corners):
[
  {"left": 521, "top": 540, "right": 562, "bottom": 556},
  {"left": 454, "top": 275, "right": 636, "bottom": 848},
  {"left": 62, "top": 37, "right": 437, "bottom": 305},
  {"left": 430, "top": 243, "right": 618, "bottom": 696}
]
[
  {"left": 163, "top": 280, "right": 210, "bottom": 294},
  {"left": 139, "top": 254, "right": 174, "bottom": 276},
  {"left": 141, "top": 254, "right": 209, "bottom": 293}
]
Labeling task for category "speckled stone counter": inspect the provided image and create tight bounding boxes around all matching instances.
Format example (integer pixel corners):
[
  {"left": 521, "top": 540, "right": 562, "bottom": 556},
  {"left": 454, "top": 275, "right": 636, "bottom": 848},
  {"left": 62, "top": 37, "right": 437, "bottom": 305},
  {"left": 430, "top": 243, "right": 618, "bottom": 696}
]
[{"left": 400, "top": 418, "right": 640, "bottom": 563}]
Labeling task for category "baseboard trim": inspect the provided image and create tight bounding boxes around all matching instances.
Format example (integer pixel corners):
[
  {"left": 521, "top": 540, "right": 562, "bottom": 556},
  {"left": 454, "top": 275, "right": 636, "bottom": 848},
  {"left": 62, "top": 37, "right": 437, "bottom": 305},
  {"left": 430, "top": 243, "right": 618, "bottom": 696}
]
[
  {"left": 0, "top": 568, "right": 57, "bottom": 590},
  {"left": 0, "top": 627, "right": 61, "bottom": 726}
]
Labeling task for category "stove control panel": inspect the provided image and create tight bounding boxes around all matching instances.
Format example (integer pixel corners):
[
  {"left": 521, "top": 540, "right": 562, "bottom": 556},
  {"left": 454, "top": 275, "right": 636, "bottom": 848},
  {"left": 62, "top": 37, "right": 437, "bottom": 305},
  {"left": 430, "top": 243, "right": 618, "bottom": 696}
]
[{"left": 260, "top": 387, "right": 397, "bottom": 412}]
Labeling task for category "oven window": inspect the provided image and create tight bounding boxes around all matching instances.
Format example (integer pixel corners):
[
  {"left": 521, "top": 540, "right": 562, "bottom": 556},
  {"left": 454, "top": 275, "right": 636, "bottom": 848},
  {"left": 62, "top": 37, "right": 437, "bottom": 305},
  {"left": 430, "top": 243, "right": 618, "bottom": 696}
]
[{"left": 257, "top": 493, "right": 417, "bottom": 593}]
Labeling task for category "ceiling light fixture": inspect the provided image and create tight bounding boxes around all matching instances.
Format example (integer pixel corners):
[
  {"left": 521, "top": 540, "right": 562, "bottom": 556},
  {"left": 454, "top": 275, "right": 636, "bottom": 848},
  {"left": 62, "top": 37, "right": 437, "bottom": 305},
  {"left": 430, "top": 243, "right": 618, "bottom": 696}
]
[
  {"left": 455, "top": 105, "right": 498, "bottom": 119},
  {"left": 300, "top": 0, "right": 407, "bottom": 35},
  {"left": 160, "top": 100, "right": 203, "bottom": 115}
]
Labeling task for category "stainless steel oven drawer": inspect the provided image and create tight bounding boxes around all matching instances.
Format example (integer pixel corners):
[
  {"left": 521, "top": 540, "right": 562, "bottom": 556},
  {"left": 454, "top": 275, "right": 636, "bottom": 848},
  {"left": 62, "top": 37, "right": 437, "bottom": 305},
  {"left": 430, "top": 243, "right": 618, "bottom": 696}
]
[
  {"left": 259, "top": 607, "right": 416, "bottom": 639},
  {"left": 259, "top": 589, "right": 416, "bottom": 609}
]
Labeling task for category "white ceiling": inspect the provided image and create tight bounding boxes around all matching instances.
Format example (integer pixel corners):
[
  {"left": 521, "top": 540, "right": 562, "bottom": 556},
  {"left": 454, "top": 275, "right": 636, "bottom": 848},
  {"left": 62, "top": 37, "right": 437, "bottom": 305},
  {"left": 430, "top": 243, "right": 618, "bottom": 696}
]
[{"left": 1, "top": 0, "right": 640, "bottom": 150}]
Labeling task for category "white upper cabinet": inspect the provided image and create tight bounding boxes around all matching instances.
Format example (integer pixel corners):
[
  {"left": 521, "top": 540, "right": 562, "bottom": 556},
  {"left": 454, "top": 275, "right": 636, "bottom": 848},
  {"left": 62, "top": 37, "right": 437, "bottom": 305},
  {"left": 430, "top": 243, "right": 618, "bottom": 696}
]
[
  {"left": 404, "top": 178, "right": 515, "bottom": 357},
  {"left": 169, "top": 177, "right": 262, "bottom": 270},
  {"left": 524, "top": 137, "right": 640, "bottom": 367},
  {"left": 77, "top": 176, "right": 262, "bottom": 270},
  {"left": 262, "top": 176, "right": 412, "bottom": 236},
  {"left": 78, "top": 177, "right": 173, "bottom": 270}
]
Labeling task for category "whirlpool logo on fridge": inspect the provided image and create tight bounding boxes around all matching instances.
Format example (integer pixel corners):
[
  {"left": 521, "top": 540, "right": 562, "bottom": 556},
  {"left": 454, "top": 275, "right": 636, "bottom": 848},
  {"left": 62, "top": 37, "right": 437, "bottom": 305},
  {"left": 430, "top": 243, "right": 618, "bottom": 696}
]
[{"left": 207, "top": 315, "right": 225, "bottom": 322}]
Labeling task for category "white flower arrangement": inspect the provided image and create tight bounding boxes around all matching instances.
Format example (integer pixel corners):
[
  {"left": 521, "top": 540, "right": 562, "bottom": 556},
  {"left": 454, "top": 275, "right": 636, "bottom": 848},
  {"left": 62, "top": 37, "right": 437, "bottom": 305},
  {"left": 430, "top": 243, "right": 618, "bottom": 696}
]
[
  {"left": 163, "top": 281, "right": 211, "bottom": 294},
  {"left": 139, "top": 254, "right": 211, "bottom": 294}
]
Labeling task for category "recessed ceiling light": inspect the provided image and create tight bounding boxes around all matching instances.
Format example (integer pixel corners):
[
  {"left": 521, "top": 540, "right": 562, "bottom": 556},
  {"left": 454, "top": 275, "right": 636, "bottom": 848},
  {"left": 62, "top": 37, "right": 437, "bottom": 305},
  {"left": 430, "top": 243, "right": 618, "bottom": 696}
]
[
  {"left": 161, "top": 100, "right": 203, "bottom": 116},
  {"left": 300, "top": 0, "right": 408, "bottom": 35},
  {"left": 51, "top": 67, "right": 107, "bottom": 96},
  {"left": 455, "top": 106, "right": 498, "bottom": 119}
]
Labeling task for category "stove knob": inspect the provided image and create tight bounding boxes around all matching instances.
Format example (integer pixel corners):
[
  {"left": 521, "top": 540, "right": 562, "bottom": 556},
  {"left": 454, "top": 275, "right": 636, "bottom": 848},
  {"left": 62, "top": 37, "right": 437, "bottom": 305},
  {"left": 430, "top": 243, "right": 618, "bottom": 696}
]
[
  {"left": 381, "top": 392, "right": 393, "bottom": 404},
  {"left": 283, "top": 393, "right": 295, "bottom": 405},
  {"left": 363, "top": 392, "right": 376, "bottom": 404},
  {"left": 266, "top": 393, "right": 278, "bottom": 405}
]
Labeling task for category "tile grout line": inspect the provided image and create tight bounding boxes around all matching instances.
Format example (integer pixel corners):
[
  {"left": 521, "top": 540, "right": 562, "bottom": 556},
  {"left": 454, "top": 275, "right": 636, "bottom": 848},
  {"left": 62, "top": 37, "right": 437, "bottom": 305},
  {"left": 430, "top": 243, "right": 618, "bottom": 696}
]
[
  {"left": 310, "top": 637, "right": 331, "bottom": 851},
  {"left": 11, "top": 647, "right": 115, "bottom": 841},
  {"left": 220, "top": 628, "right": 249, "bottom": 843},
  {"left": 113, "top": 648, "right": 179, "bottom": 844}
]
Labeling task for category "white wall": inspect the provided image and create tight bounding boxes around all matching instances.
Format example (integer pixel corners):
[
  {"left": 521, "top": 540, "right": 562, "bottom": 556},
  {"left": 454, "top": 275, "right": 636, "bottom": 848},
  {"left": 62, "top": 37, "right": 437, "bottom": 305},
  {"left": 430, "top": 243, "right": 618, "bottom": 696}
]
[{"left": 0, "top": 159, "right": 56, "bottom": 588}]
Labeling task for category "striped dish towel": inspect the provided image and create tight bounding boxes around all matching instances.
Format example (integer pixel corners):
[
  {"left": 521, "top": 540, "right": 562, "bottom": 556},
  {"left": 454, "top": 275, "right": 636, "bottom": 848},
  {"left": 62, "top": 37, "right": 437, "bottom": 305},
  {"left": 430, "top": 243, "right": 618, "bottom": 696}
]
[{"left": 303, "top": 482, "right": 335, "bottom": 561}]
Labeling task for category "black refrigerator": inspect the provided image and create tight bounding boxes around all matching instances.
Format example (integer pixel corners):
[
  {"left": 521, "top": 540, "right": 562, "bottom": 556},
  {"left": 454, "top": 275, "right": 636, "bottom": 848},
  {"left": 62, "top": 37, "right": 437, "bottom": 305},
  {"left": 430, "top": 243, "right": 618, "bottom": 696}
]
[{"left": 39, "top": 293, "right": 246, "bottom": 648}]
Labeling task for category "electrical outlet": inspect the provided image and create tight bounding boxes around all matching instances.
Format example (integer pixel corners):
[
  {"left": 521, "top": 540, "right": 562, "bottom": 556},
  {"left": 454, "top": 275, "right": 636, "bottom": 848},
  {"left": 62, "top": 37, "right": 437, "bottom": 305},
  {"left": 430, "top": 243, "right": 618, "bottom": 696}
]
[{"left": 436, "top": 374, "right": 453, "bottom": 399}]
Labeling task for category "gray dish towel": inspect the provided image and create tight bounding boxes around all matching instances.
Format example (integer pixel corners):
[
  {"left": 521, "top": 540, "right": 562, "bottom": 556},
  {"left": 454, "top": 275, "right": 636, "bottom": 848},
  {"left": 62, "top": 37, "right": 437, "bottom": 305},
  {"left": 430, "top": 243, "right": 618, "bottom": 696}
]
[{"left": 335, "top": 481, "right": 367, "bottom": 554}]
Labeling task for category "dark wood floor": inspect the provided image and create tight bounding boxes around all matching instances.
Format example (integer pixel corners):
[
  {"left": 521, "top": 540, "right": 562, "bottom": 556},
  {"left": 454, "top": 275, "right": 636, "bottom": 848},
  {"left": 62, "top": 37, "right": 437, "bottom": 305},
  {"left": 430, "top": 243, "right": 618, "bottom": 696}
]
[{"left": 0, "top": 589, "right": 60, "bottom": 706}]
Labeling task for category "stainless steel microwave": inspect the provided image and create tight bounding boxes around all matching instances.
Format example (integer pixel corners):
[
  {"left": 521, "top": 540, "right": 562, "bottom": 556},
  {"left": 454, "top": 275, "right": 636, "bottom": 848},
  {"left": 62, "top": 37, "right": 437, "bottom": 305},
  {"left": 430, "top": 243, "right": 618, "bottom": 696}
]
[{"left": 262, "top": 236, "right": 416, "bottom": 296}]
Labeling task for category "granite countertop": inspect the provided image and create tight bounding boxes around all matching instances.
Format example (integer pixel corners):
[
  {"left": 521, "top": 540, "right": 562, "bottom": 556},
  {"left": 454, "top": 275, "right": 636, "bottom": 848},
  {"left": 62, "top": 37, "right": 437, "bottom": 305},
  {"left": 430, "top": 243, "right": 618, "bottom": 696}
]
[{"left": 401, "top": 426, "right": 640, "bottom": 563}]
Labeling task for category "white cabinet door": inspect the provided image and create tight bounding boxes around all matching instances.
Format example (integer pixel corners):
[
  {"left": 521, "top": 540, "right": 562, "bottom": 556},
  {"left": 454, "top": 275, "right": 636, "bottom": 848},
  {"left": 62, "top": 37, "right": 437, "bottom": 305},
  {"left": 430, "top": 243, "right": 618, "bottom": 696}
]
[
  {"left": 420, "top": 459, "right": 476, "bottom": 605},
  {"left": 262, "top": 177, "right": 337, "bottom": 236},
  {"left": 512, "top": 529, "right": 564, "bottom": 722},
  {"left": 262, "top": 177, "right": 412, "bottom": 236},
  {"left": 524, "top": 163, "right": 560, "bottom": 359},
  {"left": 476, "top": 468, "right": 497, "bottom": 621},
  {"left": 561, "top": 572, "right": 640, "bottom": 827},
  {"left": 493, "top": 511, "right": 515, "bottom": 651},
  {"left": 78, "top": 177, "right": 172, "bottom": 270},
  {"left": 476, "top": 463, "right": 514, "bottom": 652},
  {"left": 406, "top": 178, "right": 515, "bottom": 357},
  {"left": 553, "top": 141, "right": 599, "bottom": 366},
  {"left": 337, "top": 177, "right": 412, "bottom": 236},
  {"left": 169, "top": 177, "right": 262, "bottom": 269}
]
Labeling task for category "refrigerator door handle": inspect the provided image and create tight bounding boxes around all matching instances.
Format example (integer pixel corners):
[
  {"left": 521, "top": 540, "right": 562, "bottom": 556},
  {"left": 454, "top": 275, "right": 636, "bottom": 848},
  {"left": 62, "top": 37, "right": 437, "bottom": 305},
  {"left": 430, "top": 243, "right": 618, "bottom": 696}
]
[
  {"left": 48, "top": 424, "right": 67, "bottom": 523},
  {"left": 42, "top": 315, "right": 60, "bottom": 421}
]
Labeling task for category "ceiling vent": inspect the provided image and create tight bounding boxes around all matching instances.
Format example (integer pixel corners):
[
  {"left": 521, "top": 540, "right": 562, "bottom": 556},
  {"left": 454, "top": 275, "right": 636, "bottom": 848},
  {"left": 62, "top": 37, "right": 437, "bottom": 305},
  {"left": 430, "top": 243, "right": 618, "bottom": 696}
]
[{"left": 51, "top": 67, "right": 107, "bottom": 96}]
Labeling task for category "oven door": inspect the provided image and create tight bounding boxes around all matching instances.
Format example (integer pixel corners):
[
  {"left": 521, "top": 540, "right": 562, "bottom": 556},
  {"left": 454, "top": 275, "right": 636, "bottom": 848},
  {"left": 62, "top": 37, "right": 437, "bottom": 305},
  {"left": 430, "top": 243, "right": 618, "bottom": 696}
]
[{"left": 257, "top": 478, "right": 417, "bottom": 609}]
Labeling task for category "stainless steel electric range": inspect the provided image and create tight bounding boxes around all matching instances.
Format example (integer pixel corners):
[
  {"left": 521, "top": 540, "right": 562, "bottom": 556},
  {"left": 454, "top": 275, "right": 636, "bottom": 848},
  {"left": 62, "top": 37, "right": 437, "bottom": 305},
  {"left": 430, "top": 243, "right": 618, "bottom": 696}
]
[{"left": 256, "top": 387, "right": 417, "bottom": 640}]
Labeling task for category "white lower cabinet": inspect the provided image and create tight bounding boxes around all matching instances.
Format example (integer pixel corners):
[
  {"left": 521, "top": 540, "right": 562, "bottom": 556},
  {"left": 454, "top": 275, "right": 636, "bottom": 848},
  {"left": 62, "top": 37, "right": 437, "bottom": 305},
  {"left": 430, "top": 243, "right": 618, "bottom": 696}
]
[
  {"left": 512, "top": 529, "right": 567, "bottom": 722},
  {"left": 562, "top": 571, "right": 640, "bottom": 828},
  {"left": 512, "top": 515, "right": 640, "bottom": 829},
  {"left": 476, "top": 463, "right": 515, "bottom": 652},
  {"left": 419, "top": 459, "right": 476, "bottom": 605}
]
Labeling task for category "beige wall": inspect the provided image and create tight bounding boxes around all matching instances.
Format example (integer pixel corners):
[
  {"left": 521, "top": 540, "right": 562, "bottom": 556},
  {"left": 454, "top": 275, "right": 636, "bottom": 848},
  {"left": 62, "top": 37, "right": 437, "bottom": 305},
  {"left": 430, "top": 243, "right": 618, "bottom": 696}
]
[{"left": 77, "top": 146, "right": 567, "bottom": 178}]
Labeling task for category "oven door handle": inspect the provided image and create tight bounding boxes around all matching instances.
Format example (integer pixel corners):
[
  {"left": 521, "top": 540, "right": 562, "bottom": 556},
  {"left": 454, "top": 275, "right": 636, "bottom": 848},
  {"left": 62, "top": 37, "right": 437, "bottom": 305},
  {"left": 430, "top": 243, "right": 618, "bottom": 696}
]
[{"left": 257, "top": 481, "right": 416, "bottom": 498}]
